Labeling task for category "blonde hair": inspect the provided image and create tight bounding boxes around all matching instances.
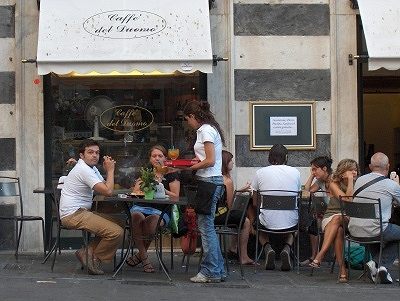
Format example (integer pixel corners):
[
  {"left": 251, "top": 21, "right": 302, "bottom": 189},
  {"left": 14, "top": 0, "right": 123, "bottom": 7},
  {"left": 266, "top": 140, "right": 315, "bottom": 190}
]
[{"left": 332, "top": 159, "right": 359, "bottom": 183}]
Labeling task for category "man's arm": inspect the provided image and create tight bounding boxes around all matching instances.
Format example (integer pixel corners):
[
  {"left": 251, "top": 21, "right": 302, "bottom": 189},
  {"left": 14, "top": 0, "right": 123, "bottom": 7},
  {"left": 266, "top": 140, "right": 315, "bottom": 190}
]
[{"left": 93, "top": 156, "right": 115, "bottom": 197}]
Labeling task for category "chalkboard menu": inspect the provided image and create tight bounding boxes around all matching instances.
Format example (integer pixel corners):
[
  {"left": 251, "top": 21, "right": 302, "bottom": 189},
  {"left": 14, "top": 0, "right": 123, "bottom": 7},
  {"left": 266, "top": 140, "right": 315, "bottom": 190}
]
[{"left": 250, "top": 101, "right": 316, "bottom": 150}]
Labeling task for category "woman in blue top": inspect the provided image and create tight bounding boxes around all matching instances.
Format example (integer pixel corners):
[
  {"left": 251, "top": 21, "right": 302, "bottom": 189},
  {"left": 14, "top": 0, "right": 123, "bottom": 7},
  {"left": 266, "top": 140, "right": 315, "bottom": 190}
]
[{"left": 183, "top": 100, "right": 226, "bottom": 283}]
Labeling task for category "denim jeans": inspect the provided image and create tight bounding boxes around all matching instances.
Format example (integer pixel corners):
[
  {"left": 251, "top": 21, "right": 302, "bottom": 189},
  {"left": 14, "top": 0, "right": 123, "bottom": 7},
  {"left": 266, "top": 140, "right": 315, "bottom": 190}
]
[
  {"left": 196, "top": 176, "right": 225, "bottom": 279},
  {"left": 370, "top": 223, "right": 400, "bottom": 267}
]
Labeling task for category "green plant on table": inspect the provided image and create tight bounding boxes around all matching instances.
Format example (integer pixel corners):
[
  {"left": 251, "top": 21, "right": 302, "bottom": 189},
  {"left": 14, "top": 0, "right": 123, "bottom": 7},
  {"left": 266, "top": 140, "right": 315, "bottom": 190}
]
[{"left": 139, "top": 167, "right": 158, "bottom": 193}]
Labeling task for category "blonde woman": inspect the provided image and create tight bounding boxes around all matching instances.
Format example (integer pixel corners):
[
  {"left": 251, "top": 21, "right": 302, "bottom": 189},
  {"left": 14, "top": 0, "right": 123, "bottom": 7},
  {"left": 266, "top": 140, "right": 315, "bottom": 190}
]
[{"left": 309, "top": 159, "right": 359, "bottom": 283}]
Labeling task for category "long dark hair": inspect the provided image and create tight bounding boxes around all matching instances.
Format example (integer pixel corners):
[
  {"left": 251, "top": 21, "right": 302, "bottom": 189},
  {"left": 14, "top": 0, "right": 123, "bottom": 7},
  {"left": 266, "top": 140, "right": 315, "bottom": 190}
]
[
  {"left": 221, "top": 150, "right": 233, "bottom": 176},
  {"left": 183, "top": 100, "right": 226, "bottom": 146}
]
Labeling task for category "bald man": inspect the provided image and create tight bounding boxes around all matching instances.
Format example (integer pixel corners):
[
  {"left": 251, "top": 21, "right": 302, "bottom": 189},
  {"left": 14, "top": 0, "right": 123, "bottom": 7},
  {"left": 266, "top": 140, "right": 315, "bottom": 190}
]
[{"left": 348, "top": 152, "right": 400, "bottom": 284}]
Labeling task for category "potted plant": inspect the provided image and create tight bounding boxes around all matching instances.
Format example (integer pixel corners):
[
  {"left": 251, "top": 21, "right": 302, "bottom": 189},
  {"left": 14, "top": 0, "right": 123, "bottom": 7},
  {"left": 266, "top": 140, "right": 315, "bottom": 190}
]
[{"left": 139, "top": 167, "right": 158, "bottom": 200}]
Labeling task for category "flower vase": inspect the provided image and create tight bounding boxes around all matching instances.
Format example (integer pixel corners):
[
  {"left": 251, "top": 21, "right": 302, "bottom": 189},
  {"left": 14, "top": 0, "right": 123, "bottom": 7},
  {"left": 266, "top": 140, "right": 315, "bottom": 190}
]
[{"left": 144, "top": 189, "right": 155, "bottom": 200}]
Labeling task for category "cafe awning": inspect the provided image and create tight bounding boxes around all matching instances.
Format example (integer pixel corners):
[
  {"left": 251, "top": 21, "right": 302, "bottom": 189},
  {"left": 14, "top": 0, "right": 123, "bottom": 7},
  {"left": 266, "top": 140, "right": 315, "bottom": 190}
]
[
  {"left": 37, "top": 0, "right": 213, "bottom": 75},
  {"left": 358, "top": 0, "right": 400, "bottom": 70}
]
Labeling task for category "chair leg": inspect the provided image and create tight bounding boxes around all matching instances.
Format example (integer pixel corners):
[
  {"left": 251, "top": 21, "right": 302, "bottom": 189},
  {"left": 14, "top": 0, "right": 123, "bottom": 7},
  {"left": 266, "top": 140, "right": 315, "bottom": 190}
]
[
  {"left": 41, "top": 219, "right": 46, "bottom": 258},
  {"left": 51, "top": 226, "right": 61, "bottom": 272},
  {"left": 222, "top": 234, "right": 229, "bottom": 275},
  {"left": 15, "top": 220, "right": 23, "bottom": 261},
  {"left": 170, "top": 235, "right": 174, "bottom": 270},
  {"left": 237, "top": 232, "right": 244, "bottom": 279}
]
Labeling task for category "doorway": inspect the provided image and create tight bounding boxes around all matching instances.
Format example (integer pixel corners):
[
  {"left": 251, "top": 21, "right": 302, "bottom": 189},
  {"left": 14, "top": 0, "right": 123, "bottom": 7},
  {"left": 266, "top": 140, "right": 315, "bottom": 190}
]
[{"left": 357, "top": 17, "right": 400, "bottom": 174}]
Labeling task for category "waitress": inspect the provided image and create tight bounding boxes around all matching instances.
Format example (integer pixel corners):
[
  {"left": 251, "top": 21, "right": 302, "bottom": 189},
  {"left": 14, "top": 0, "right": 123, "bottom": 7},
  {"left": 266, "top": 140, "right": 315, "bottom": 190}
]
[{"left": 183, "top": 100, "right": 226, "bottom": 283}]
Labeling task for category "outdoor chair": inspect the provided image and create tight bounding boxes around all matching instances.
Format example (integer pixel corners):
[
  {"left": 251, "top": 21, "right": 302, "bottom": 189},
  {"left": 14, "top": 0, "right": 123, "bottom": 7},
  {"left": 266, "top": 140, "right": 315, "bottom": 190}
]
[
  {"left": 0, "top": 176, "right": 46, "bottom": 260},
  {"left": 308, "top": 191, "right": 335, "bottom": 275},
  {"left": 254, "top": 190, "right": 302, "bottom": 274},
  {"left": 339, "top": 195, "right": 400, "bottom": 285},
  {"left": 215, "top": 190, "right": 251, "bottom": 279},
  {"left": 47, "top": 185, "right": 90, "bottom": 273}
]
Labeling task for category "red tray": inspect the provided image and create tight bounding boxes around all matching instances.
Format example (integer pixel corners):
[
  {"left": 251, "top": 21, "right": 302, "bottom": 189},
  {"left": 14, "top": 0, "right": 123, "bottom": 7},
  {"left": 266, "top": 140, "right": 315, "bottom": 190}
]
[{"left": 165, "top": 159, "right": 199, "bottom": 167}]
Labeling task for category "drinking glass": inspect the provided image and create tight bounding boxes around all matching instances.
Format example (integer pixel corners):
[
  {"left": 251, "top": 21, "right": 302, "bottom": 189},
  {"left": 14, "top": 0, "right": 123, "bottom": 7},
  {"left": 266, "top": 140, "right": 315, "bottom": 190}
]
[{"left": 168, "top": 148, "right": 179, "bottom": 160}]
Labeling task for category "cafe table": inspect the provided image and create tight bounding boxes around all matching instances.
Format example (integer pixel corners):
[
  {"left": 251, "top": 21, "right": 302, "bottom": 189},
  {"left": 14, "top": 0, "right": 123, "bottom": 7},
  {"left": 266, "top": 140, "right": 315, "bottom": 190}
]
[
  {"left": 33, "top": 187, "right": 56, "bottom": 261},
  {"left": 103, "top": 194, "right": 188, "bottom": 280}
]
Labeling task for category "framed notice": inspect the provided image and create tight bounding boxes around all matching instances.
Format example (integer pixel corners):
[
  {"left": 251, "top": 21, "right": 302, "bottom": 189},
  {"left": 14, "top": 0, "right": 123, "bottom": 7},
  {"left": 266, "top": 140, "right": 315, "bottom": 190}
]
[{"left": 250, "top": 101, "right": 316, "bottom": 150}]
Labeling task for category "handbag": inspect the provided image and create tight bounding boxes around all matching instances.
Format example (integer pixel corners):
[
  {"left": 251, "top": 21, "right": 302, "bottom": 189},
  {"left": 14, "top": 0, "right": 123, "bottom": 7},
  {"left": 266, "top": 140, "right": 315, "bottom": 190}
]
[
  {"left": 180, "top": 208, "right": 197, "bottom": 254},
  {"left": 190, "top": 181, "right": 220, "bottom": 215}
]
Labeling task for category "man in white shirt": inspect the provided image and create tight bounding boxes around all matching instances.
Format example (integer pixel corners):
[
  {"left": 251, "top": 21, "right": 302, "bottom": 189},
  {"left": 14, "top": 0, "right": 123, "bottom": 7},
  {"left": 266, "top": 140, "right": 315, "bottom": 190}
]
[
  {"left": 251, "top": 144, "right": 301, "bottom": 271},
  {"left": 60, "top": 139, "right": 123, "bottom": 275}
]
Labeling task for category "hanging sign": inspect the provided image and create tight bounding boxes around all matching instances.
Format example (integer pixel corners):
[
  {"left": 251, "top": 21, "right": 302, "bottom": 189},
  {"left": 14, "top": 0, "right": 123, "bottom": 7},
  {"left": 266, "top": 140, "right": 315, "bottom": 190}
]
[{"left": 100, "top": 105, "right": 154, "bottom": 133}]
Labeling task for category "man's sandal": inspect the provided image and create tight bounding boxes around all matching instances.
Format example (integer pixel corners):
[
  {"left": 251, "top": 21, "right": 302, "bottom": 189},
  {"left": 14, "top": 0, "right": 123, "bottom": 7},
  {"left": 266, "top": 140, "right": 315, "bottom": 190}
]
[
  {"left": 309, "top": 260, "right": 321, "bottom": 268},
  {"left": 126, "top": 253, "right": 143, "bottom": 268}
]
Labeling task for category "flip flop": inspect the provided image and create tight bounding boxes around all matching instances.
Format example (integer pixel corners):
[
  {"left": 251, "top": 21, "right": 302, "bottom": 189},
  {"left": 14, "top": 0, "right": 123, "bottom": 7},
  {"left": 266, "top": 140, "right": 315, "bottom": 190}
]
[
  {"left": 126, "top": 253, "right": 142, "bottom": 268},
  {"left": 309, "top": 260, "right": 321, "bottom": 268}
]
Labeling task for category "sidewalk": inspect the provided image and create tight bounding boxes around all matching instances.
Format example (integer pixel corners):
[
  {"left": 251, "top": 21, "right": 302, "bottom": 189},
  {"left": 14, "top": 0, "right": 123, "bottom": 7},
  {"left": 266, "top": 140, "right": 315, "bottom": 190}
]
[{"left": 0, "top": 250, "right": 398, "bottom": 301}]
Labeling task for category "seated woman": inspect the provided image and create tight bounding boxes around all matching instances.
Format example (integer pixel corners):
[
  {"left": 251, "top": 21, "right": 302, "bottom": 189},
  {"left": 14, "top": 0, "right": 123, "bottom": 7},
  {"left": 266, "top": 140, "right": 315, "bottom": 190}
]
[
  {"left": 214, "top": 150, "right": 254, "bottom": 265},
  {"left": 126, "top": 145, "right": 180, "bottom": 273},
  {"left": 309, "top": 159, "right": 359, "bottom": 283}
]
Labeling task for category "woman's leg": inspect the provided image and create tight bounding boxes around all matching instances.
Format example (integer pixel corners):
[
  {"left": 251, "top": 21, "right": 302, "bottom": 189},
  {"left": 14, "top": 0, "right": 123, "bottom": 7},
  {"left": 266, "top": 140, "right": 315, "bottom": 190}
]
[
  {"left": 238, "top": 218, "right": 253, "bottom": 264},
  {"left": 131, "top": 212, "right": 146, "bottom": 258},
  {"left": 313, "top": 216, "right": 343, "bottom": 263},
  {"left": 310, "top": 234, "right": 319, "bottom": 259},
  {"left": 142, "top": 215, "right": 164, "bottom": 250},
  {"left": 333, "top": 226, "right": 347, "bottom": 277}
]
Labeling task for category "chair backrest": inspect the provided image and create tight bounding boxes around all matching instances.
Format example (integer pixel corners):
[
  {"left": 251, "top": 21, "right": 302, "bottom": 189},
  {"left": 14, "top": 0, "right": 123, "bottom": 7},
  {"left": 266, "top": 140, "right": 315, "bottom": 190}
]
[
  {"left": 225, "top": 190, "right": 251, "bottom": 227},
  {"left": 0, "top": 176, "right": 23, "bottom": 216},
  {"left": 339, "top": 195, "right": 382, "bottom": 220},
  {"left": 257, "top": 190, "right": 301, "bottom": 210},
  {"left": 310, "top": 191, "right": 328, "bottom": 215}
]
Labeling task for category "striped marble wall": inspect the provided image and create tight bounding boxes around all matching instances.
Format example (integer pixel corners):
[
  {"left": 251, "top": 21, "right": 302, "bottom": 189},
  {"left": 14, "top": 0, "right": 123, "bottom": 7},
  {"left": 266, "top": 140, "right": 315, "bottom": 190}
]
[
  {"left": 0, "top": 3, "right": 16, "bottom": 171},
  {"left": 0, "top": 2, "right": 16, "bottom": 249},
  {"left": 232, "top": 0, "right": 332, "bottom": 185}
]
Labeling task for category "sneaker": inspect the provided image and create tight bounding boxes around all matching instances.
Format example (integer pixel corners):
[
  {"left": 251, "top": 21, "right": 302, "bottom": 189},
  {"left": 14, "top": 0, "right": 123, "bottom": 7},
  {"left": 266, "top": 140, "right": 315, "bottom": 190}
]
[
  {"left": 377, "top": 266, "right": 393, "bottom": 284},
  {"left": 393, "top": 258, "right": 399, "bottom": 266},
  {"left": 190, "top": 272, "right": 221, "bottom": 283},
  {"left": 264, "top": 244, "right": 276, "bottom": 270},
  {"left": 280, "top": 247, "right": 292, "bottom": 271},
  {"left": 365, "top": 260, "right": 377, "bottom": 282}
]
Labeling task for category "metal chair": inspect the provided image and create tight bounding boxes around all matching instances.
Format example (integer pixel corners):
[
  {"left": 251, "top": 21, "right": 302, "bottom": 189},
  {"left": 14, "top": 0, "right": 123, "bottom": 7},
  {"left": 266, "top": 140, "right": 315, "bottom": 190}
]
[
  {"left": 0, "top": 176, "right": 46, "bottom": 260},
  {"left": 47, "top": 185, "right": 90, "bottom": 273},
  {"left": 339, "top": 195, "right": 400, "bottom": 285},
  {"left": 308, "top": 191, "right": 336, "bottom": 275},
  {"left": 215, "top": 190, "right": 251, "bottom": 279},
  {"left": 254, "top": 190, "right": 302, "bottom": 274}
]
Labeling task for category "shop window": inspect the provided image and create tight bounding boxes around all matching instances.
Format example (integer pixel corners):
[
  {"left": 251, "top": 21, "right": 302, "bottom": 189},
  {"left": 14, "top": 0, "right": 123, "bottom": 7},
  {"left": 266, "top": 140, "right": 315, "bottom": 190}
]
[{"left": 46, "top": 73, "right": 203, "bottom": 188}]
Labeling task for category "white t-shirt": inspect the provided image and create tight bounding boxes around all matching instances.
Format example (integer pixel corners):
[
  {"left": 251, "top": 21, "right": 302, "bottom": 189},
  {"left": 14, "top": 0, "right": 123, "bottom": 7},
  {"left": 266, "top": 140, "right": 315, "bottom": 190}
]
[
  {"left": 60, "top": 159, "right": 104, "bottom": 219},
  {"left": 194, "top": 124, "right": 222, "bottom": 178},
  {"left": 251, "top": 165, "right": 301, "bottom": 230}
]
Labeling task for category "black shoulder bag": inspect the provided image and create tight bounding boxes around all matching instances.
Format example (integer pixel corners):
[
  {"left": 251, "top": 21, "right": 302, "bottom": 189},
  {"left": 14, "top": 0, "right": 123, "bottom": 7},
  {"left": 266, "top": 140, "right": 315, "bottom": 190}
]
[{"left": 353, "top": 176, "right": 386, "bottom": 197}]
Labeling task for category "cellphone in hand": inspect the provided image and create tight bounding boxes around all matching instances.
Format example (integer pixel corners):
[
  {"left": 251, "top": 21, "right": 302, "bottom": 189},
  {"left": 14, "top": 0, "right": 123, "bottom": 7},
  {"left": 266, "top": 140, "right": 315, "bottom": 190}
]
[{"left": 390, "top": 171, "right": 397, "bottom": 180}]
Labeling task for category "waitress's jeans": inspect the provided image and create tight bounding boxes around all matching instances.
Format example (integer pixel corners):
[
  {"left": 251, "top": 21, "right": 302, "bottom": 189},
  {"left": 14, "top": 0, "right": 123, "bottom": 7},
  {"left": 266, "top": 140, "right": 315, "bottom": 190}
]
[{"left": 196, "top": 176, "right": 225, "bottom": 279}]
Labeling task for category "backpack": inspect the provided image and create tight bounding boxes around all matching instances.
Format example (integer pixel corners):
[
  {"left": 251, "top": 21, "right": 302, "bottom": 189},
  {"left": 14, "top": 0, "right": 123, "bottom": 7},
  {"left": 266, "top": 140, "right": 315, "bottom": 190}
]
[{"left": 345, "top": 242, "right": 370, "bottom": 270}]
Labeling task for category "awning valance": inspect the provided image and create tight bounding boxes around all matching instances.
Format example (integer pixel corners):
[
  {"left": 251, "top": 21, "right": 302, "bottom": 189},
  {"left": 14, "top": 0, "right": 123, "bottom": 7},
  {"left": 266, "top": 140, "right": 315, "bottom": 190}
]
[
  {"left": 37, "top": 0, "right": 213, "bottom": 75},
  {"left": 358, "top": 0, "right": 400, "bottom": 70}
]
